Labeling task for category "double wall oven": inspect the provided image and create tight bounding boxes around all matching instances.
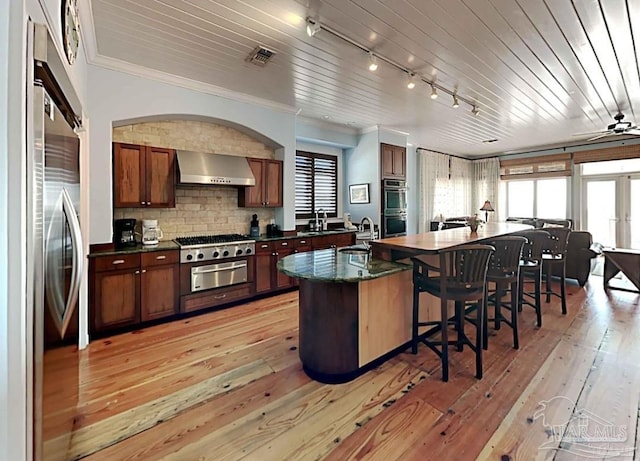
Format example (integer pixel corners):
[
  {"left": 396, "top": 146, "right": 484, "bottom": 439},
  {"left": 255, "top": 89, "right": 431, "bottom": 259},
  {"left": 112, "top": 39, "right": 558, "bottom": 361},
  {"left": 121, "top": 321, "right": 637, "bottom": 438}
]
[
  {"left": 382, "top": 179, "right": 407, "bottom": 237},
  {"left": 175, "top": 234, "right": 255, "bottom": 312}
]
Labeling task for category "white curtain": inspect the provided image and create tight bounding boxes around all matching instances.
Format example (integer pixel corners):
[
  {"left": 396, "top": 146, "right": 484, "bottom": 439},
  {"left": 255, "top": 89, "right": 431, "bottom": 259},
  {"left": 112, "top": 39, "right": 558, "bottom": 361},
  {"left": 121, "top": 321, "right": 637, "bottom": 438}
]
[
  {"left": 449, "top": 156, "right": 473, "bottom": 218},
  {"left": 474, "top": 157, "right": 501, "bottom": 221},
  {"left": 418, "top": 150, "right": 450, "bottom": 232}
]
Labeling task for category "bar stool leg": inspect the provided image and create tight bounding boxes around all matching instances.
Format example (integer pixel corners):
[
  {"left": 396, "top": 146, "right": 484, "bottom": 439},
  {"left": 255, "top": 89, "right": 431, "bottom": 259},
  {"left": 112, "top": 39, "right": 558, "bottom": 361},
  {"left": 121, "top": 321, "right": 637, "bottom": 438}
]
[
  {"left": 412, "top": 285, "right": 419, "bottom": 354},
  {"left": 534, "top": 269, "right": 542, "bottom": 327},
  {"left": 455, "top": 301, "right": 463, "bottom": 352},
  {"left": 494, "top": 283, "right": 502, "bottom": 330},
  {"left": 560, "top": 265, "right": 567, "bottom": 315},
  {"left": 440, "top": 297, "right": 449, "bottom": 382},
  {"left": 545, "top": 264, "right": 552, "bottom": 303},
  {"left": 476, "top": 295, "right": 485, "bottom": 379},
  {"left": 483, "top": 298, "right": 489, "bottom": 350},
  {"left": 510, "top": 279, "right": 519, "bottom": 350}
]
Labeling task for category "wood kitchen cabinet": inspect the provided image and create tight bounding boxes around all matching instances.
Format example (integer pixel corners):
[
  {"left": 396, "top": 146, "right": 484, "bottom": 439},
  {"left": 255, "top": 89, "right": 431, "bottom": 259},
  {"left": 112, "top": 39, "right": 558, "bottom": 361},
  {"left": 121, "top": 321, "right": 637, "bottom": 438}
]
[
  {"left": 113, "top": 142, "right": 176, "bottom": 208},
  {"left": 255, "top": 240, "right": 295, "bottom": 294},
  {"left": 140, "top": 251, "right": 180, "bottom": 322},
  {"left": 238, "top": 158, "right": 283, "bottom": 208},
  {"left": 90, "top": 249, "right": 179, "bottom": 334},
  {"left": 381, "top": 143, "right": 406, "bottom": 179}
]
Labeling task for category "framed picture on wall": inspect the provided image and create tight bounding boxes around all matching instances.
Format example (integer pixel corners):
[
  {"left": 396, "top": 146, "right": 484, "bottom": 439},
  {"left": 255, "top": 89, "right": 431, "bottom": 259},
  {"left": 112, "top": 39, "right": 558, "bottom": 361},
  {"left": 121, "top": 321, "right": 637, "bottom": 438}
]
[{"left": 349, "top": 183, "right": 370, "bottom": 204}]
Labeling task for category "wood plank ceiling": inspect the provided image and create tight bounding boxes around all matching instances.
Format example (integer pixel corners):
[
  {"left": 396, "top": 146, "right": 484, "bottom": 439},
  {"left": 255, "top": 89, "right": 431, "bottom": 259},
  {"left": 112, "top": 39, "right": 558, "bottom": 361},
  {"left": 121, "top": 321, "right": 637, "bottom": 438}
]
[{"left": 90, "top": 0, "right": 640, "bottom": 157}]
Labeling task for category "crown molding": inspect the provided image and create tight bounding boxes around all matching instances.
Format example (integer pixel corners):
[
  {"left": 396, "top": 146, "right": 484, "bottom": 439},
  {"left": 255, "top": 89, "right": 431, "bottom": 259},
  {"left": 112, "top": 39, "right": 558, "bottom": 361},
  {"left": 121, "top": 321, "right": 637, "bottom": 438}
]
[{"left": 88, "top": 54, "right": 297, "bottom": 114}]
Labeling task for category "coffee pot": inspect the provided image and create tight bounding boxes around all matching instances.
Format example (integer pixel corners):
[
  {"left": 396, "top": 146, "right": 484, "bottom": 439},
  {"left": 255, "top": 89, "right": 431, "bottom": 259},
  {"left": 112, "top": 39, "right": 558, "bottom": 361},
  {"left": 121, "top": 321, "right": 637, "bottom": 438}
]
[
  {"left": 114, "top": 218, "right": 137, "bottom": 248},
  {"left": 141, "top": 219, "right": 163, "bottom": 245}
]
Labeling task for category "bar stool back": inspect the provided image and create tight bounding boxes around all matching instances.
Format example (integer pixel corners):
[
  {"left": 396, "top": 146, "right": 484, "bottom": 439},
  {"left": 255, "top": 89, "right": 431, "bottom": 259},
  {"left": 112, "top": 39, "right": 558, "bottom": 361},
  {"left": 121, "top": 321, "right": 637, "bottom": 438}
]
[
  {"left": 485, "top": 236, "right": 527, "bottom": 350},
  {"left": 411, "top": 244, "right": 495, "bottom": 382},
  {"left": 542, "top": 227, "right": 571, "bottom": 315},
  {"left": 513, "top": 230, "right": 550, "bottom": 327}
]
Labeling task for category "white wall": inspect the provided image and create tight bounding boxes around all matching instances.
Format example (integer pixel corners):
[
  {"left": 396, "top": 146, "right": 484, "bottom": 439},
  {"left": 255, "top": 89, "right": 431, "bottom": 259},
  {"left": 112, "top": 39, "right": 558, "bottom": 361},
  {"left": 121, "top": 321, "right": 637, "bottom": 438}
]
[
  {"left": 87, "top": 65, "right": 297, "bottom": 243},
  {"left": 344, "top": 130, "right": 380, "bottom": 225}
]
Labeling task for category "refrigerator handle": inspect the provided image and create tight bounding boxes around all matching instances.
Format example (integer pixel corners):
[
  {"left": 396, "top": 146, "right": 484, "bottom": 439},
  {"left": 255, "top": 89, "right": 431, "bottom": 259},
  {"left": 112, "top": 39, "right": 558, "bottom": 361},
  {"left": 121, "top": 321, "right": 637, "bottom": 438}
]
[{"left": 60, "top": 187, "right": 83, "bottom": 337}]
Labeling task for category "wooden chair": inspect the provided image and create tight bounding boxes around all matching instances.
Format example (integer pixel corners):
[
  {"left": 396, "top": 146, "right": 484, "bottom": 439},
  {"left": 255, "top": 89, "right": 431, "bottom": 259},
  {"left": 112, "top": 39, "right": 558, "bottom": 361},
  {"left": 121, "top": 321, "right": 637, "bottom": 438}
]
[
  {"left": 513, "top": 230, "right": 550, "bottom": 327},
  {"left": 411, "top": 244, "right": 495, "bottom": 382},
  {"left": 542, "top": 227, "right": 571, "bottom": 315},
  {"left": 485, "top": 236, "right": 527, "bottom": 350}
]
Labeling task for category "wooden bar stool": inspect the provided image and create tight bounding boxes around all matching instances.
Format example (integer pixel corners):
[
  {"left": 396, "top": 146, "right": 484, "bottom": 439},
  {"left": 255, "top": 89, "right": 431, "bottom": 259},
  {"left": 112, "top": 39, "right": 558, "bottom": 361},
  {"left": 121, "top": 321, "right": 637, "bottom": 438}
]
[
  {"left": 542, "top": 227, "right": 571, "bottom": 315},
  {"left": 411, "top": 244, "right": 495, "bottom": 382},
  {"left": 485, "top": 236, "right": 527, "bottom": 350},
  {"left": 513, "top": 230, "right": 550, "bottom": 327}
]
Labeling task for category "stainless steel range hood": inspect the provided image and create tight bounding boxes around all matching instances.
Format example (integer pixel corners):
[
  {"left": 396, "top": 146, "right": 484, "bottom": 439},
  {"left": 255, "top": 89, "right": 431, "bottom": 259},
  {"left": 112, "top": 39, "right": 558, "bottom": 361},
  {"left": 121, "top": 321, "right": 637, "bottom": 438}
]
[{"left": 176, "top": 151, "right": 255, "bottom": 186}]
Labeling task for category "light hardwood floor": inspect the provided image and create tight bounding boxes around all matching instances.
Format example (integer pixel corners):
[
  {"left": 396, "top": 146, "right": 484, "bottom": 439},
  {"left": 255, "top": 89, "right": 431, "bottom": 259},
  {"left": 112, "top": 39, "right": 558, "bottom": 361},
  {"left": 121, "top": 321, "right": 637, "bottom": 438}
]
[{"left": 43, "top": 277, "right": 640, "bottom": 460}]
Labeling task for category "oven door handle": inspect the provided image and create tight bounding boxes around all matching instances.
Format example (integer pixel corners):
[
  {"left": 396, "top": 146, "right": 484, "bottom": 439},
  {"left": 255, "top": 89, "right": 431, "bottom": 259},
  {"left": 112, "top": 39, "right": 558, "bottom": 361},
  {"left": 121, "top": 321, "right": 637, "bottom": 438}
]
[{"left": 192, "top": 263, "right": 247, "bottom": 274}]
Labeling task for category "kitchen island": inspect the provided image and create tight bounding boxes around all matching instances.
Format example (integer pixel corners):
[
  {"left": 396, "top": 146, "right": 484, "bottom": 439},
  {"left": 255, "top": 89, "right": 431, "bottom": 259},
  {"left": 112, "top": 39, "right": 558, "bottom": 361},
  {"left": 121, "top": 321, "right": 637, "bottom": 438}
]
[
  {"left": 279, "top": 222, "right": 533, "bottom": 383},
  {"left": 278, "top": 248, "right": 411, "bottom": 383}
]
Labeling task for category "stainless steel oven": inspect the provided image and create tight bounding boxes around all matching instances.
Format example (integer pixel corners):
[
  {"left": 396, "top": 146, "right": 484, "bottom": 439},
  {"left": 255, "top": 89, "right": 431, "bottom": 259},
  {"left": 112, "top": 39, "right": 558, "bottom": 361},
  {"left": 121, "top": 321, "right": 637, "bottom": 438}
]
[
  {"left": 382, "top": 179, "right": 407, "bottom": 215},
  {"left": 382, "top": 179, "right": 407, "bottom": 237},
  {"left": 191, "top": 260, "right": 248, "bottom": 292},
  {"left": 383, "top": 212, "right": 407, "bottom": 237}
]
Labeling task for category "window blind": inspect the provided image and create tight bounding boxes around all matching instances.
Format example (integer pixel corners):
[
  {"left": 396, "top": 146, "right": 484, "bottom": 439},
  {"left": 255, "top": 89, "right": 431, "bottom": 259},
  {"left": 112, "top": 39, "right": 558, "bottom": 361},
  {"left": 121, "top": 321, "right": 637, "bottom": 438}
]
[
  {"left": 573, "top": 144, "right": 640, "bottom": 163},
  {"left": 295, "top": 151, "right": 338, "bottom": 219},
  {"left": 500, "top": 153, "right": 571, "bottom": 179}
]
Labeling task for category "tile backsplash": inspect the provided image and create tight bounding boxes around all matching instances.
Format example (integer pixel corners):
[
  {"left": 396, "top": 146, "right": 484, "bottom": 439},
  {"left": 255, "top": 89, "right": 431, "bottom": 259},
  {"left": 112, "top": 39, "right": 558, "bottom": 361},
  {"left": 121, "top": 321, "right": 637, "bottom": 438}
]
[{"left": 112, "top": 120, "right": 276, "bottom": 240}]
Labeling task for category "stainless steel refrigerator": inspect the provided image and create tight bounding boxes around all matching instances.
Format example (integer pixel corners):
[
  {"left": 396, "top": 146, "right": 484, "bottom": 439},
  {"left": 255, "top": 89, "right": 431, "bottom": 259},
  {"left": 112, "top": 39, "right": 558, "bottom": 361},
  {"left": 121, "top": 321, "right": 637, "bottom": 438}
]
[{"left": 27, "top": 22, "right": 84, "bottom": 460}]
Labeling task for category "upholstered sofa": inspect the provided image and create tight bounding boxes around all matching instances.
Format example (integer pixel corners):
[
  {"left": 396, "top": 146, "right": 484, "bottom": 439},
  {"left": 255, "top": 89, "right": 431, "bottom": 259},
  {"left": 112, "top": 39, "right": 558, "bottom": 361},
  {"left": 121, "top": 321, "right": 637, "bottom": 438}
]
[{"left": 506, "top": 217, "right": 600, "bottom": 286}]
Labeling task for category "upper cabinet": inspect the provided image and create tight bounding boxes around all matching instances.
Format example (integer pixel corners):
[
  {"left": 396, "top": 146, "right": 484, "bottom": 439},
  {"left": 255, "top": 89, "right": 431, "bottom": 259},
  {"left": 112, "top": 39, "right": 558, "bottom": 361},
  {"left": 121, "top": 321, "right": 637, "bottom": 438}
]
[
  {"left": 381, "top": 143, "right": 406, "bottom": 179},
  {"left": 113, "top": 143, "right": 176, "bottom": 208},
  {"left": 239, "top": 158, "right": 283, "bottom": 208}
]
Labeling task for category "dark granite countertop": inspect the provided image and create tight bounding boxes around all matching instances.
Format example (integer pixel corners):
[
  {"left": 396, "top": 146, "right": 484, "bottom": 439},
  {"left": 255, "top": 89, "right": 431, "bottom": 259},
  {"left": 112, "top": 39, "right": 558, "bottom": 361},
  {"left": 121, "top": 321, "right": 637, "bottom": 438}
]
[
  {"left": 254, "top": 228, "right": 357, "bottom": 243},
  {"left": 277, "top": 247, "right": 410, "bottom": 282},
  {"left": 88, "top": 240, "right": 179, "bottom": 258}
]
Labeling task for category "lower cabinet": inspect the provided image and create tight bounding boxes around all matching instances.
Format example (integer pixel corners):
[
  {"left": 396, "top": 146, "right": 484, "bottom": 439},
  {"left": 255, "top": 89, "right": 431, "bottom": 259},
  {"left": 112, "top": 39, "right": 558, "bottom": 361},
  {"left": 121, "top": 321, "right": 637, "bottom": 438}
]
[
  {"left": 255, "top": 240, "right": 295, "bottom": 294},
  {"left": 90, "top": 250, "right": 179, "bottom": 334}
]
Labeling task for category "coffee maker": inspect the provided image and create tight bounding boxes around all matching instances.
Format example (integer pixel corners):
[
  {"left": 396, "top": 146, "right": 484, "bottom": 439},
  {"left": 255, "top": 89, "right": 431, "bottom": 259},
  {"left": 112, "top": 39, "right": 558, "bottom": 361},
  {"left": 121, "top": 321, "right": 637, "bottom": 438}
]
[
  {"left": 114, "top": 219, "right": 137, "bottom": 248},
  {"left": 141, "top": 219, "right": 163, "bottom": 245}
]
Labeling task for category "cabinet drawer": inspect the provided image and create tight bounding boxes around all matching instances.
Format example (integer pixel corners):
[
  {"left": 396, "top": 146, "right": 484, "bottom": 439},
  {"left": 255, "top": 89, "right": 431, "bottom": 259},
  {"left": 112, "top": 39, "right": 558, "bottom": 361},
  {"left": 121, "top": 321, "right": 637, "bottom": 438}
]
[
  {"left": 141, "top": 250, "right": 179, "bottom": 267},
  {"left": 256, "top": 241, "right": 273, "bottom": 254},
  {"left": 294, "top": 238, "right": 312, "bottom": 252},
  {"left": 93, "top": 254, "right": 140, "bottom": 272},
  {"left": 275, "top": 239, "right": 292, "bottom": 250},
  {"left": 180, "top": 283, "right": 252, "bottom": 313}
]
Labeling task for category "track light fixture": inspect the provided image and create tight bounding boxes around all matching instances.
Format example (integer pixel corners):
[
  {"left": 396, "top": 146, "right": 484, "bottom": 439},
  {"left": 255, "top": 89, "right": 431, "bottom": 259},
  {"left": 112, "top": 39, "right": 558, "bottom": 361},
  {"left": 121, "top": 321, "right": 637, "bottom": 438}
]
[
  {"left": 305, "top": 18, "right": 321, "bottom": 37},
  {"left": 368, "top": 52, "right": 378, "bottom": 72},
  {"left": 304, "top": 16, "right": 479, "bottom": 114},
  {"left": 407, "top": 73, "right": 416, "bottom": 89}
]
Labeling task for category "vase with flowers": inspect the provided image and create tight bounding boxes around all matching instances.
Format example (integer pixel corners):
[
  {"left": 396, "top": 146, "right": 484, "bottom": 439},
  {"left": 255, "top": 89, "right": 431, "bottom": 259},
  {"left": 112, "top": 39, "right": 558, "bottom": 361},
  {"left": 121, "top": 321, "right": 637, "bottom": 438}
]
[{"left": 466, "top": 214, "right": 483, "bottom": 233}]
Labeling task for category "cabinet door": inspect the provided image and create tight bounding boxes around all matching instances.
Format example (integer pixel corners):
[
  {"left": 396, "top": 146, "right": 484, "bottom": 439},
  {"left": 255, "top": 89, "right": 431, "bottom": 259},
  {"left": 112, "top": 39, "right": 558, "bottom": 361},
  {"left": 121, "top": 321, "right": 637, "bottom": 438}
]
[
  {"left": 381, "top": 144, "right": 395, "bottom": 179},
  {"left": 255, "top": 242, "right": 273, "bottom": 293},
  {"left": 242, "top": 158, "right": 265, "bottom": 207},
  {"left": 93, "top": 269, "right": 139, "bottom": 331},
  {"left": 146, "top": 146, "right": 176, "bottom": 207},
  {"left": 393, "top": 148, "right": 406, "bottom": 178},
  {"left": 274, "top": 248, "right": 294, "bottom": 289},
  {"left": 140, "top": 263, "right": 179, "bottom": 321},
  {"left": 264, "top": 160, "right": 283, "bottom": 207},
  {"left": 113, "top": 143, "right": 145, "bottom": 207}
]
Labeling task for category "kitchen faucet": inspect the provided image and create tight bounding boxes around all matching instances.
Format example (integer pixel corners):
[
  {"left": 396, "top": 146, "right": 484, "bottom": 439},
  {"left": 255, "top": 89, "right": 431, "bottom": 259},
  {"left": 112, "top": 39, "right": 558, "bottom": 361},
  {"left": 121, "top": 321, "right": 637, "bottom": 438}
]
[{"left": 360, "top": 216, "right": 375, "bottom": 250}]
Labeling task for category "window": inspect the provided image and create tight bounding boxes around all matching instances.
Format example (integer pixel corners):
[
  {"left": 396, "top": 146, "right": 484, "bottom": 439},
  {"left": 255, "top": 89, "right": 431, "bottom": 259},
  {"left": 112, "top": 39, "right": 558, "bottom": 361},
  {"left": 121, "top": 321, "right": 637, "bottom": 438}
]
[
  {"left": 502, "top": 177, "right": 568, "bottom": 219},
  {"left": 295, "top": 151, "right": 338, "bottom": 219}
]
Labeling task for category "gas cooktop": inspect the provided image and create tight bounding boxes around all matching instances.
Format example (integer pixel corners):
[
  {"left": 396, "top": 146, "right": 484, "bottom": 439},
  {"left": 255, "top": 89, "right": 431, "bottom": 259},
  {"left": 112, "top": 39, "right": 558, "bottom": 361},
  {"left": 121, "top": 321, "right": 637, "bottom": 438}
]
[
  {"left": 175, "top": 234, "right": 256, "bottom": 263},
  {"left": 174, "top": 234, "right": 254, "bottom": 247}
]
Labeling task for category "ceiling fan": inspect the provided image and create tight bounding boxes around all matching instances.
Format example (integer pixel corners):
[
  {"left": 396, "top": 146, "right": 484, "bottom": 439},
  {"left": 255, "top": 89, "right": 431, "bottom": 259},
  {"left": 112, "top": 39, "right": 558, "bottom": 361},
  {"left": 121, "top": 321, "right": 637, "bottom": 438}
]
[{"left": 576, "top": 112, "right": 640, "bottom": 141}]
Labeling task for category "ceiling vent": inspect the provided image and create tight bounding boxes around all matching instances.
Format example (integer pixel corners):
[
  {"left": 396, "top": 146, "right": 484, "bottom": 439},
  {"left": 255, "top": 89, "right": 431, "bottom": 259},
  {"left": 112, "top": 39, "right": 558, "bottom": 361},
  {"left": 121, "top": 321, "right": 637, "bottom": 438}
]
[{"left": 246, "top": 46, "right": 275, "bottom": 66}]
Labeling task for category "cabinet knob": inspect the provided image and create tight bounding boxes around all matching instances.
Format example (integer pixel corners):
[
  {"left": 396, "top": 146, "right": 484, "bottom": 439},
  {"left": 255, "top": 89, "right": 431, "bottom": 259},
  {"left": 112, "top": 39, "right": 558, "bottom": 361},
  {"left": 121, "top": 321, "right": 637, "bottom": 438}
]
[
  {"left": 112, "top": 259, "right": 125, "bottom": 265},
  {"left": 141, "top": 269, "right": 147, "bottom": 273},
  {"left": 214, "top": 294, "right": 227, "bottom": 300},
  {"left": 156, "top": 255, "right": 166, "bottom": 260},
  {"left": 147, "top": 202, "right": 151, "bottom": 205},
  {"left": 135, "top": 270, "right": 140, "bottom": 274},
  {"left": 140, "top": 202, "right": 145, "bottom": 205}
]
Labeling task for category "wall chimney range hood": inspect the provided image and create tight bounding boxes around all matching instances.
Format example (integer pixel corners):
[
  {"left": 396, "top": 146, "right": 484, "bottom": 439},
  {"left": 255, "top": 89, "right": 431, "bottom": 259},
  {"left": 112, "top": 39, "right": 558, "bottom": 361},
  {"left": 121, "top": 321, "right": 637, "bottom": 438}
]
[{"left": 176, "top": 151, "right": 256, "bottom": 186}]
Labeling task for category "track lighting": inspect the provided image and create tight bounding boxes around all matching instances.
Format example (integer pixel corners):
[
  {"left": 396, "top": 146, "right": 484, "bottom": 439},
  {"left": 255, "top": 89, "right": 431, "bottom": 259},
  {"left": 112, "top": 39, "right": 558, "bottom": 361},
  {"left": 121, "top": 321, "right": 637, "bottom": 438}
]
[
  {"left": 368, "top": 52, "right": 378, "bottom": 72},
  {"left": 305, "top": 18, "right": 321, "bottom": 37},
  {"left": 407, "top": 73, "right": 416, "bottom": 89},
  {"left": 302, "top": 17, "right": 477, "bottom": 112}
]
